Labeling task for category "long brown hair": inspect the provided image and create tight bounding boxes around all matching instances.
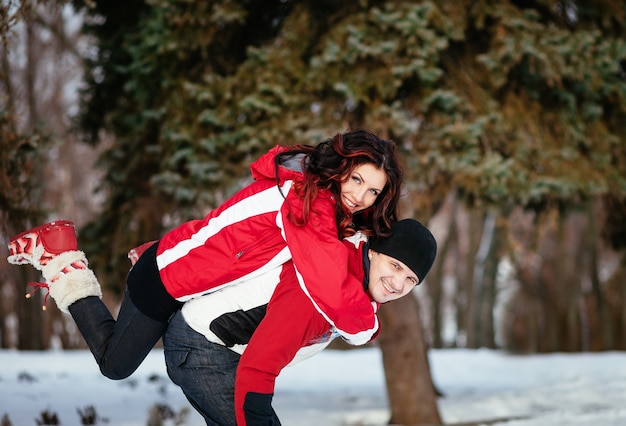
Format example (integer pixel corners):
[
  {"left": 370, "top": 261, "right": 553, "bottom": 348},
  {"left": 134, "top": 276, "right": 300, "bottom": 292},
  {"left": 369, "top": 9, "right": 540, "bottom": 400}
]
[{"left": 276, "top": 129, "right": 402, "bottom": 238}]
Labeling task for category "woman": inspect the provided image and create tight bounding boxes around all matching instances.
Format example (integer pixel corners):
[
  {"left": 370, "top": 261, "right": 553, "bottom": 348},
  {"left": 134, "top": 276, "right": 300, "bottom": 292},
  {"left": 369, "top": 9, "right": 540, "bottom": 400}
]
[{"left": 8, "top": 129, "right": 403, "bottom": 380}]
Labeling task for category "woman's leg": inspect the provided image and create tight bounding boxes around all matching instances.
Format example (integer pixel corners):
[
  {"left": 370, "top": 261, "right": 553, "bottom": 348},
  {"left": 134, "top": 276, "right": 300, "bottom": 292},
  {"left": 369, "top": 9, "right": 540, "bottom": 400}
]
[
  {"left": 164, "top": 310, "right": 240, "bottom": 426},
  {"left": 67, "top": 241, "right": 180, "bottom": 380},
  {"left": 69, "top": 291, "right": 168, "bottom": 380}
]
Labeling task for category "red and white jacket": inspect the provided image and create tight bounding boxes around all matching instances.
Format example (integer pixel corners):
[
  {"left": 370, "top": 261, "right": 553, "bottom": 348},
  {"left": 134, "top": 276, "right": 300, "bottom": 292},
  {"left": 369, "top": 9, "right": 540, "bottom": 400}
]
[
  {"left": 156, "top": 146, "right": 378, "bottom": 345},
  {"left": 181, "top": 234, "right": 378, "bottom": 425}
]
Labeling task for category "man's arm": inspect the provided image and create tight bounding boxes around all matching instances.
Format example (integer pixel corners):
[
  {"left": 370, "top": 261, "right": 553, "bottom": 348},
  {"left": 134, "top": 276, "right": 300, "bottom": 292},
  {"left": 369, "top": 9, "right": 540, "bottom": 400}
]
[{"left": 234, "top": 264, "right": 332, "bottom": 425}]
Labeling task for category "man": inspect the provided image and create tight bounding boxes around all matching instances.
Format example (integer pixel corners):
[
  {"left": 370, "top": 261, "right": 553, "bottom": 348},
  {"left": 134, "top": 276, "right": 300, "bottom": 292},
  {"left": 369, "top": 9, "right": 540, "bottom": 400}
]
[{"left": 162, "top": 219, "right": 437, "bottom": 425}]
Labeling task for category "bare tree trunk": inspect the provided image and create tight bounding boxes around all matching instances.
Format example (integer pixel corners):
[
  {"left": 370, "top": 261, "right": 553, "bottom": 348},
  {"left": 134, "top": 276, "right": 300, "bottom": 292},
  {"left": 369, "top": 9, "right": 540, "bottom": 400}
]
[
  {"left": 603, "top": 257, "right": 626, "bottom": 350},
  {"left": 450, "top": 206, "right": 463, "bottom": 348},
  {"left": 528, "top": 208, "right": 588, "bottom": 352},
  {"left": 480, "top": 212, "right": 502, "bottom": 349},
  {"left": 453, "top": 204, "right": 477, "bottom": 348},
  {"left": 378, "top": 296, "right": 441, "bottom": 425},
  {"left": 585, "top": 200, "right": 613, "bottom": 350},
  {"left": 17, "top": 267, "right": 46, "bottom": 350},
  {"left": 558, "top": 215, "right": 575, "bottom": 351},
  {"left": 25, "top": 12, "right": 38, "bottom": 130},
  {"left": 426, "top": 191, "right": 455, "bottom": 348},
  {"left": 463, "top": 208, "right": 485, "bottom": 348},
  {"left": 0, "top": 38, "right": 16, "bottom": 124},
  {"left": 501, "top": 207, "right": 543, "bottom": 353},
  {"left": 428, "top": 253, "right": 444, "bottom": 349},
  {"left": 618, "top": 261, "right": 626, "bottom": 350},
  {"left": 536, "top": 209, "right": 559, "bottom": 352},
  {"left": 468, "top": 210, "right": 496, "bottom": 348}
]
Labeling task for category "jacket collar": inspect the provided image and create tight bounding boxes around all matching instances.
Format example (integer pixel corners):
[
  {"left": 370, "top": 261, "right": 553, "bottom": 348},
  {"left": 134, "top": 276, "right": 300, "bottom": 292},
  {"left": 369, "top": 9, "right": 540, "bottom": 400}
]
[{"left": 361, "top": 240, "right": 371, "bottom": 293}]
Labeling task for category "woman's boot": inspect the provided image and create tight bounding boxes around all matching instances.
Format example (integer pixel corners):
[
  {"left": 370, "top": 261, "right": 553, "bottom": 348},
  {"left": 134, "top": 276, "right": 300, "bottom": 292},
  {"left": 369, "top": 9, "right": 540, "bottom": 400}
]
[{"left": 7, "top": 220, "right": 101, "bottom": 312}]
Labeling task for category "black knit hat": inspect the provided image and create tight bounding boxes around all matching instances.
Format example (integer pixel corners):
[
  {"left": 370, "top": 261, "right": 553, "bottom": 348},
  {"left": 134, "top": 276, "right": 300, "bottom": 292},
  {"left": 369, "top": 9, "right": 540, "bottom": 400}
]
[{"left": 369, "top": 219, "right": 437, "bottom": 283}]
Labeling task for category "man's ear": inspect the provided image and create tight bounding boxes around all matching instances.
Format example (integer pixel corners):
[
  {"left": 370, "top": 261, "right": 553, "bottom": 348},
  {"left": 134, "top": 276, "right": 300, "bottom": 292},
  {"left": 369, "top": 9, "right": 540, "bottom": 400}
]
[{"left": 367, "top": 249, "right": 374, "bottom": 260}]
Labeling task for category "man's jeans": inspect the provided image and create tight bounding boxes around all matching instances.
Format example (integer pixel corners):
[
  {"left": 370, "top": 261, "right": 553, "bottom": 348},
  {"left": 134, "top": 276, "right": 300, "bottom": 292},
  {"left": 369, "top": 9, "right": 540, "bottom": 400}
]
[{"left": 164, "top": 310, "right": 240, "bottom": 426}]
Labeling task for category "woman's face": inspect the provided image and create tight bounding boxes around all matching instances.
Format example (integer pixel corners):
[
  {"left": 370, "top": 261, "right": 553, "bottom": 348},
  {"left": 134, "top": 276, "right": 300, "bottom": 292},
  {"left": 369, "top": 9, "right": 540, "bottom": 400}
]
[
  {"left": 339, "top": 163, "right": 387, "bottom": 214},
  {"left": 367, "top": 250, "right": 419, "bottom": 304}
]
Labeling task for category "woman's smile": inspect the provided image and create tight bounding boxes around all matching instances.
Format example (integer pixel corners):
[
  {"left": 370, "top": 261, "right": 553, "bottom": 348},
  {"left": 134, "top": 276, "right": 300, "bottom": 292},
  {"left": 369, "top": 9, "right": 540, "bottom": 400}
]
[{"left": 340, "top": 163, "right": 387, "bottom": 213}]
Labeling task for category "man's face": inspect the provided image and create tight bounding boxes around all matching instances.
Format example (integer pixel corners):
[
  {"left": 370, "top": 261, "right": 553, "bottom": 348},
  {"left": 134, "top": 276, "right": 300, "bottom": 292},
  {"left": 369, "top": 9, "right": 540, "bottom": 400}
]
[{"left": 367, "top": 249, "right": 419, "bottom": 304}]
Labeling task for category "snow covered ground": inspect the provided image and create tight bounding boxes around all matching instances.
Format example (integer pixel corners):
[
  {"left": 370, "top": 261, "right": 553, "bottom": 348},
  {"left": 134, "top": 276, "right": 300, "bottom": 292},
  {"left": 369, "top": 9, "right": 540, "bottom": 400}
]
[{"left": 1, "top": 347, "right": 625, "bottom": 425}]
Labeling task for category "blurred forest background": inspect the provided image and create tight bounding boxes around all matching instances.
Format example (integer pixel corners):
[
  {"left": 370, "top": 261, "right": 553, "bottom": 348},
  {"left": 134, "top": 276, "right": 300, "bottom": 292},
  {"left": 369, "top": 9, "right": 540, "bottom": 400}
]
[
  {"left": 0, "top": 0, "right": 625, "bottom": 423},
  {"left": 2, "top": 0, "right": 626, "bottom": 363}
]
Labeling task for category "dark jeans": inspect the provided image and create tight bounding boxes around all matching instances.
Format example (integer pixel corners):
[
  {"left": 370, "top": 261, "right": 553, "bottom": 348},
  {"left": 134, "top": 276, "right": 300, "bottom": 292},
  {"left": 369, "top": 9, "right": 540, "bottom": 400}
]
[
  {"left": 68, "top": 241, "right": 180, "bottom": 380},
  {"left": 70, "top": 292, "right": 167, "bottom": 379},
  {"left": 164, "top": 310, "right": 240, "bottom": 426}
]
